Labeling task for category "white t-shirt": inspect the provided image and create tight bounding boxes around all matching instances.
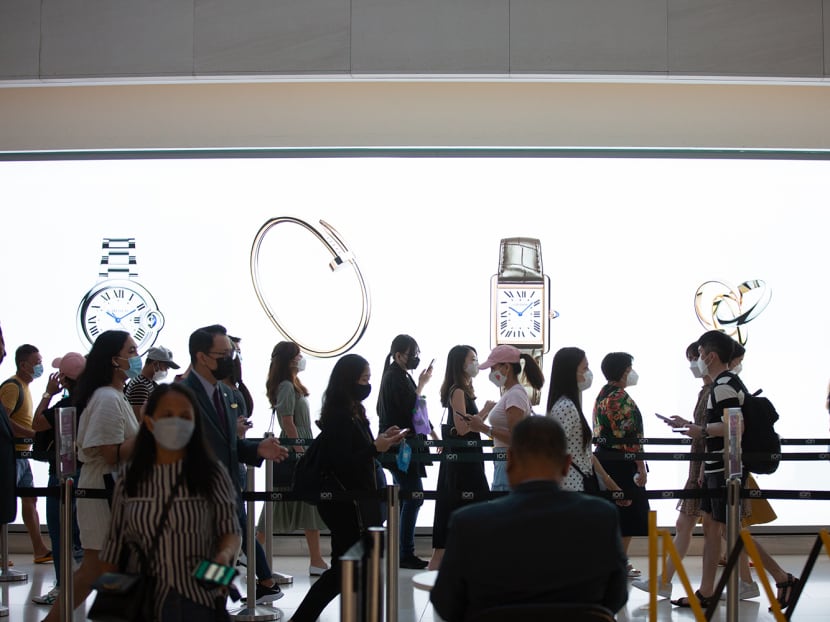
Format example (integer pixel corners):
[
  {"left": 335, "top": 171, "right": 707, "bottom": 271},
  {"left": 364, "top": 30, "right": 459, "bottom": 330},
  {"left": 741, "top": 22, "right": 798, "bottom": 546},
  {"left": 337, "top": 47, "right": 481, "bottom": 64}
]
[
  {"left": 548, "top": 396, "right": 592, "bottom": 492},
  {"left": 487, "top": 384, "right": 531, "bottom": 448},
  {"left": 76, "top": 385, "right": 140, "bottom": 550}
]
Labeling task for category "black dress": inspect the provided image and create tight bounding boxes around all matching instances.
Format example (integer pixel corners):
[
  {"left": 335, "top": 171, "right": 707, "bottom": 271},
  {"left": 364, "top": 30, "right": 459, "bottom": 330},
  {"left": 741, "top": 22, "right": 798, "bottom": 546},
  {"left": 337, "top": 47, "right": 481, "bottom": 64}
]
[{"left": 432, "top": 388, "right": 489, "bottom": 548}]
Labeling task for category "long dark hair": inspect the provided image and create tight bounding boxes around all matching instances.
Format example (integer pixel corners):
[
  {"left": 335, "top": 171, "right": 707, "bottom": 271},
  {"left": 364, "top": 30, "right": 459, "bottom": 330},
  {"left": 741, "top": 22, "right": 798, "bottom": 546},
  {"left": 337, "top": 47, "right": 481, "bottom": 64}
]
[
  {"left": 440, "top": 345, "right": 476, "bottom": 407},
  {"left": 546, "top": 347, "right": 592, "bottom": 451},
  {"left": 266, "top": 341, "right": 309, "bottom": 405},
  {"left": 73, "top": 330, "right": 129, "bottom": 413},
  {"left": 123, "top": 383, "right": 219, "bottom": 497},
  {"left": 319, "top": 354, "right": 369, "bottom": 430},
  {"left": 382, "top": 334, "right": 418, "bottom": 372}
]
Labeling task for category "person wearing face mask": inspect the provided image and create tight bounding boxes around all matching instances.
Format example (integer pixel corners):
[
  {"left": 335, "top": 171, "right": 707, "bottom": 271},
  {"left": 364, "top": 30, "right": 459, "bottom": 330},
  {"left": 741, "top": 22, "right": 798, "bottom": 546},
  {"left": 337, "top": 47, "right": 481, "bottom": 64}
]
[
  {"left": 100, "top": 383, "right": 242, "bottom": 621},
  {"left": 30, "top": 351, "right": 87, "bottom": 606},
  {"left": 256, "top": 341, "right": 328, "bottom": 576},
  {"left": 181, "top": 324, "right": 288, "bottom": 606},
  {"left": 428, "top": 345, "right": 495, "bottom": 570},
  {"left": 290, "top": 353, "right": 407, "bottom": 622},
  {"left": 545, "top": 347, "right": 625, "bottom": 500},
  {"left": 124, "top": 345, "right": 181, "bottom": 421},
  {"left": 43, "top": 330, "right": 142, "bottom": 622},
  {"left": 377, "top": 333, "right": 435, "bottom": 569},
  {"left": 477, "top": 344, "right": 546, "bottom": 492},
  {"left": 593, "top": 351, "right": 650, "bottom": 578},
  {"left": 0, "top": 343, "right": 53, "bottom": 565}
]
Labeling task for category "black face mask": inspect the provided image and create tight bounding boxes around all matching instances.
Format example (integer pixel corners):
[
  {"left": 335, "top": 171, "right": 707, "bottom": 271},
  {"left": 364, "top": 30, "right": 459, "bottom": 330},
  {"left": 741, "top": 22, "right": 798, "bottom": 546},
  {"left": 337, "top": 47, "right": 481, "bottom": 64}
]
[
  {"left": 353, "top": 383, "right": 372, "bottom": 402},
  {"left": 211, "top": 356, "right": 235, "bottom": 381},
  {"left": 405, "top": 356, "right": 420, "bottom": 370}
]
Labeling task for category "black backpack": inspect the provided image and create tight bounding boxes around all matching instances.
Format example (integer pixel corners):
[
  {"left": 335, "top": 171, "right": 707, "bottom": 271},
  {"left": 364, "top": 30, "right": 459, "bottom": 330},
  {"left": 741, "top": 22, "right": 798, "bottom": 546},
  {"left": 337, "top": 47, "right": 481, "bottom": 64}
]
[{"left": 728, "top": 375, "right": 781, "bottom": 474}]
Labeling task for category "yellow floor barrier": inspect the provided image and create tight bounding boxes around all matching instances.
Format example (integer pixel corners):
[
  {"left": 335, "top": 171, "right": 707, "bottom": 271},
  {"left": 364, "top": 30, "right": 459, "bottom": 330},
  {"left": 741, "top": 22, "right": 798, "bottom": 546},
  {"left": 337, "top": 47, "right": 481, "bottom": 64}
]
[{"left": 646, "top": 513, "right": 790, "bottom": 621}]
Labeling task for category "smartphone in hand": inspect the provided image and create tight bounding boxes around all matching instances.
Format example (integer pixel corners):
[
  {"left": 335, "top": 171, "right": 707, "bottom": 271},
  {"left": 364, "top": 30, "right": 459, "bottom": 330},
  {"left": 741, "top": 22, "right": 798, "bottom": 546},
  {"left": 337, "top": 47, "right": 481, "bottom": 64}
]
[
  {"left": 655, "top": 413, "right": 672, "bottom": 423},
  {"left": 193, "top": 560, "right": 237, "bottom": 586}
]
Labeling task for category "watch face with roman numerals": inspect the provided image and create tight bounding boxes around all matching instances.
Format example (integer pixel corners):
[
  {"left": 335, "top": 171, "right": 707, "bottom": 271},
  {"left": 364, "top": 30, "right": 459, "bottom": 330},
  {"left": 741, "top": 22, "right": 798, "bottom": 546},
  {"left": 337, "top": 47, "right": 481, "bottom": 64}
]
[
  {"left": 77, "top": 280, "right": 165, "bottom": 353},
  {"left": 492, "top": 283, "right": 546, "bottom": 347}
]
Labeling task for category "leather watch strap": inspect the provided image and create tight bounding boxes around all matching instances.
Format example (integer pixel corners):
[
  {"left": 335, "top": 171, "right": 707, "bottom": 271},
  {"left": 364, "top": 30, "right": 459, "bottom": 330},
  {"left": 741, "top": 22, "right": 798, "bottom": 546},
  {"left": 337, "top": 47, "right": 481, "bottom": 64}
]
[{"left": 498, "top": 237, "right": 543, "bottom": 281}]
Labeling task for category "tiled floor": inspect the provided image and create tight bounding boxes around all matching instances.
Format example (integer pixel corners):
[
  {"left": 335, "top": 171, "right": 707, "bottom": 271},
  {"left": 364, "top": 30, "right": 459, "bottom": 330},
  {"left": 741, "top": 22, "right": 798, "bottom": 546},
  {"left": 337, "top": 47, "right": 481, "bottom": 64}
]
[{"left": 3, "top": 551, "right": 830, "bottom": 620}]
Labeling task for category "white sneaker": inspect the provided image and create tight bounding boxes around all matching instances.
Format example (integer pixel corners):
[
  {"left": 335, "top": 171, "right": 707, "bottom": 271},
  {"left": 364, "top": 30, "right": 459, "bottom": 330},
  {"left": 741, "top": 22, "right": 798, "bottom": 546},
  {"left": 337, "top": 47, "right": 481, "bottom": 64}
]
[
  {"left": 719, "top": 580, "right": 760, "bottom": 600},
  {"left": 632, "top": 576, "right": 672, "bottom": 599},
  {"left": 32, "top": 586, "right": 59, "bottom": 605}
]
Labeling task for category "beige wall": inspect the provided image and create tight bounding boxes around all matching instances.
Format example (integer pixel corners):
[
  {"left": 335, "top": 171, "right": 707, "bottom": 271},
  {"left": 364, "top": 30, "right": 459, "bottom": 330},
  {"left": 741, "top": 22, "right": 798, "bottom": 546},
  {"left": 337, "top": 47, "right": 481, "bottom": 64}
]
[{"left": 2, "top": 79, "right": 830, "bottom": 152}]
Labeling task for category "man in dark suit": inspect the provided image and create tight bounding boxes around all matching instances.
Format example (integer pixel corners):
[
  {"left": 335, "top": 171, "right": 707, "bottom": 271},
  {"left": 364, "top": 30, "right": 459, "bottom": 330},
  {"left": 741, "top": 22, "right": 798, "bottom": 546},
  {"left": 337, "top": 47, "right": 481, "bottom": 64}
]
[
  {"left": 182, "top": 324, "right": 288, "bottom": 604},
  {"left": 431, "top": 416, "right": 628, "bottom": 621}
]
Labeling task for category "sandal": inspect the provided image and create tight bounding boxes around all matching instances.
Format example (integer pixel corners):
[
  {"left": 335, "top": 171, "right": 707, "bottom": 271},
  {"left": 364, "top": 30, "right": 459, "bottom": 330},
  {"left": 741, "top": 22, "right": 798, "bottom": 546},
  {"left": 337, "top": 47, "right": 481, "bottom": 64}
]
[
  {"left": 770, "top": 573, "right": 799, "bottom": 611},
  {"left": 672, "top": 590, "right": 714, "bottom": 608}
]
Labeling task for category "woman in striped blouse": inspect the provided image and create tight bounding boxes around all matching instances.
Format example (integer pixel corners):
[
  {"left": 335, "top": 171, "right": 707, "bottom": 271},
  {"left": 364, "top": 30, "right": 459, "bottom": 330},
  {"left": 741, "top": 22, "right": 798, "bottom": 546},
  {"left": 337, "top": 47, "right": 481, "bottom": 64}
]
[{"left": 100, "top": 383, "right": 241, "bottom": 621}]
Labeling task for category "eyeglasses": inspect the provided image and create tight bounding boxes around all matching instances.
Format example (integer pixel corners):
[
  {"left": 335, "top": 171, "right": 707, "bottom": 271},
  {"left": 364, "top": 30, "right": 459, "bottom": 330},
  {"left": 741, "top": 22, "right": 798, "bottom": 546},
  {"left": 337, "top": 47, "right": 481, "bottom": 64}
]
[{"left": 207, "top": 350, "right": 238, "bottom": 360}]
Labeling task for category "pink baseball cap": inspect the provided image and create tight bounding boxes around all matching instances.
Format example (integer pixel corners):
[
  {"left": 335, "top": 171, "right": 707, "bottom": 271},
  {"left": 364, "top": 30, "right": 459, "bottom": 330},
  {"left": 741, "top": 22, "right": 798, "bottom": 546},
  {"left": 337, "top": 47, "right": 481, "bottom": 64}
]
[
  {"left": 52, "top": 352, "right": 86, "bottom": 380},
  {"left": 478, "top": 345, "right": 521, "bottom": 369}
]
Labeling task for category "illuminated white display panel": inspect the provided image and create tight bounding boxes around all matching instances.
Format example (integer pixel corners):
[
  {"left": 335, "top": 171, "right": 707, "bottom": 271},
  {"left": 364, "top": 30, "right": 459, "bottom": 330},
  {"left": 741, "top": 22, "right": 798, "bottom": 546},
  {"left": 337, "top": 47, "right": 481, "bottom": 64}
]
[{"left": 2, "top": 154, "right": 829, "bottom": 529}]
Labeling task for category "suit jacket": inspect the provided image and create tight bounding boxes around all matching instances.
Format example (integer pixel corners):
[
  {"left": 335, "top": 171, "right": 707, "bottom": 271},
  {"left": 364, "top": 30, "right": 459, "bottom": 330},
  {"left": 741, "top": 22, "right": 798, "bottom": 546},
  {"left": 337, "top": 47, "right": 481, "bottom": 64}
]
[
  {"left": 0, "top": 402, "right": 17, "bottom": 523},
  {"left": 430, "top": 480, "right": 628, "bottom": 621},
  {"left": 182, "top": 372, "right": 262, "bottom": 492}
]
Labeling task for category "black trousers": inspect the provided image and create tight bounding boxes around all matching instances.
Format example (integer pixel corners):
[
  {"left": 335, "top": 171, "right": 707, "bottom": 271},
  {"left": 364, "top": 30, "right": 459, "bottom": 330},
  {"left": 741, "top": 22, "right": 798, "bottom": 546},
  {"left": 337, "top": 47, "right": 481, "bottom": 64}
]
[{"left": 291, "top": 501, "right": 362, "bottom": 622}]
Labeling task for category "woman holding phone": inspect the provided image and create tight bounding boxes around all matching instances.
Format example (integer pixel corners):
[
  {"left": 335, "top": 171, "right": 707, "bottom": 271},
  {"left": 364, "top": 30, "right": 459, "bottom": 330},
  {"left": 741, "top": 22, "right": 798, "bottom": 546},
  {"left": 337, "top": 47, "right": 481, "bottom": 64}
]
[
  {"left": 291, "top": 354, "right": 406, "bottom": 621},
  {"left": 377, "top": 334, "right": 435, "bottom": 569},
  {"left": 428, "top": 345, "right": 494, "bottom": 570},
  {"left": 99, "top": 383, "right": 241, "bottom": 621}
]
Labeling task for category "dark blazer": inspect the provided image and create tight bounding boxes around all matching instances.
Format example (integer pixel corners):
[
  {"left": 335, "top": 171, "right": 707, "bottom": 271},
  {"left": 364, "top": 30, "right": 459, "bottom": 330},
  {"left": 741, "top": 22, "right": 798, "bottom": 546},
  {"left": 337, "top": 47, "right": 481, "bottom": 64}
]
[
  {"left": 182, "top": 372, "right": 262, "bottom": 489},
  {"left": 0, "top": 403, "right": 17, "bottom": 523},
  {"left": 430, "top": 480, "right": 628, "bottom": 621}
]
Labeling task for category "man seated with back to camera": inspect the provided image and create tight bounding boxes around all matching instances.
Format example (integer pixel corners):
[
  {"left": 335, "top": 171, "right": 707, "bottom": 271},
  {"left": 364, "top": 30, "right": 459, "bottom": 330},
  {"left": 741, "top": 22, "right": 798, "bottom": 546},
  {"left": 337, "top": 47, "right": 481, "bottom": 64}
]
[{"left": 431, "top": 415, "right": 628, "bottom": 621}]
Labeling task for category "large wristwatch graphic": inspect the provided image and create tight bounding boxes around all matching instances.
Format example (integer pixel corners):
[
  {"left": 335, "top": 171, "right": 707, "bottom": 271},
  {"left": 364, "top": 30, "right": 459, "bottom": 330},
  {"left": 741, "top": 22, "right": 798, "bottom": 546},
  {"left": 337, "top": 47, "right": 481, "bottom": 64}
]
[
  {"left": 490, "top": 237, "right": 553, "bottom": 405},
  {"left": 76, "top": 237, "right": 165, "bottom": 353}
]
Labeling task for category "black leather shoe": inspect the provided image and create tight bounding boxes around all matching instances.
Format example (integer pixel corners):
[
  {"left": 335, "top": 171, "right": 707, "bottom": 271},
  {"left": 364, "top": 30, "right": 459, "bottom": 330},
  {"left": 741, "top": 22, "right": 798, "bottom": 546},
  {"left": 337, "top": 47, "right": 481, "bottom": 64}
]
[{"left": 399, "top": 556, "right": 429, "bottom": 569}]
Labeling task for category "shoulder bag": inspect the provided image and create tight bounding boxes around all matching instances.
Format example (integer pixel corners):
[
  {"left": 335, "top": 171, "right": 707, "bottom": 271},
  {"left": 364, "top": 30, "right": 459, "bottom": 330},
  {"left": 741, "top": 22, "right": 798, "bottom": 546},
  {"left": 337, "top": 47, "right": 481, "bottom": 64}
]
[{"left": 89, "top": 473, "right": 184, "bottom": 622}]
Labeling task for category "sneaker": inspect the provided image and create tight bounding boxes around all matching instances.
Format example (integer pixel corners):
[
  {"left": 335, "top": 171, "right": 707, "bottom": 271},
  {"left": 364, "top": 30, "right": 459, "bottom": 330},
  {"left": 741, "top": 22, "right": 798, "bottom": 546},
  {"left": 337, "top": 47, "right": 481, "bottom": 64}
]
[
  {"left": 33, "top": 551, "right": 53, "bottom": 564},
  {"left": 272, "top": 571, "right": 293, "bottom": 585},
  {"left": 719, "top": 580, "right": 760, "bottom": 600},
  {"left": 253, "top": 582, "right": 283, "bottom": 604},
  {"left": 626, "top": 563, "right": 642, "bottom": 578},
  {"left": 400, "top": 555, "right": 429, "bottom": 570},
  {"left": 32, "top": 586, "right": 59, "bottom": 605},
  {"left": 632, "top": 576, "right": 672, "bottom": 599}
]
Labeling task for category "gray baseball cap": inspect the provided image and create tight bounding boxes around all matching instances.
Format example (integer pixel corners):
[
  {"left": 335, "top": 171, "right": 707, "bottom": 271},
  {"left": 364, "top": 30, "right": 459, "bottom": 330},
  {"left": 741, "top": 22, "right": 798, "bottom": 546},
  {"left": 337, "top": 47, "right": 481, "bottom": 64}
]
[{"left": 146, "top": 346, "right": 181, "bottom": 369}]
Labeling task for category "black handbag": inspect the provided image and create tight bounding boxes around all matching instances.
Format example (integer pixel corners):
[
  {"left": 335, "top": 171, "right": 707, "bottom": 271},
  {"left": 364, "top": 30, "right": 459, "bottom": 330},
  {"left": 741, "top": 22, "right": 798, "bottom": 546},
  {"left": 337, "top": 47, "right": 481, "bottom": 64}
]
[
  {"left": 89, "top": 474, "right": 184, "bottom": 622},
  {"left": 571, "top": 462, "right": 601, "bottom": 496}
]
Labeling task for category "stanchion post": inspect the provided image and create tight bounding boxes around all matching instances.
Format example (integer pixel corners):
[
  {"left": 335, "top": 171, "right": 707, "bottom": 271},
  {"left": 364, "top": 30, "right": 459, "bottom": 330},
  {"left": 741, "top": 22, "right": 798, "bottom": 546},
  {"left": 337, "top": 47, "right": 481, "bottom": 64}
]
[
  {"left": 0, "top": 522, "right": 28, "bottom": 584},
  {"left": 724, "top": 407, "right": 742, "bottom": 622},
  {"left": 264, "top": 457, "right": 274, "bottom": 563},
  {"left": 341, "top": 557, "right": 357, "bottom": 622},
  {"left": 229, "top": 468, "right": 280, "bottom": 621},
  {"left": 366, "top": 527, "right": 384, "bottom": 622},
  {"left": 386, "top": 484, "right": 399, "bottom": 622},
  {"left": 648, "top": 511, "right": 657, "bottom": 622},
  {"left": 60, "top": 477, "right": 75, "bottom": 621}
]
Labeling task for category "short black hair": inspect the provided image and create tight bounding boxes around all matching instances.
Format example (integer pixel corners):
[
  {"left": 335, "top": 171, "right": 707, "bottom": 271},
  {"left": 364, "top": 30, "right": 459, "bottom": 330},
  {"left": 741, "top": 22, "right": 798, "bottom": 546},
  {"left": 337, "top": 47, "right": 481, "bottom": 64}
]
[
  {"left": 189, "top": 324, "right": 227, "bottom": 364},
  {"left": 698, "top": 330, "right": 735, "bottom": 364},
  {"left": 685, "top": 341, "right": 699, "bottom": 359},
  {"left": 511, "top": 415, "right": 568, "bottom": 465},
  {"left": 15, "top": 344, "right": 39, "bottom": 366},
  {"left": 600, "top": 352, "right": 633, "bottom": 383}
]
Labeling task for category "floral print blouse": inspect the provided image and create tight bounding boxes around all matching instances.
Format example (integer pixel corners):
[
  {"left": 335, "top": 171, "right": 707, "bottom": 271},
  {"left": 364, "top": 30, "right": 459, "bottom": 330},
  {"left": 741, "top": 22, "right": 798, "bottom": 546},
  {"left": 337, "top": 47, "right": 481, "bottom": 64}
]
[{"left": 593, "top": 384, "right": 644, "bottom": 453}]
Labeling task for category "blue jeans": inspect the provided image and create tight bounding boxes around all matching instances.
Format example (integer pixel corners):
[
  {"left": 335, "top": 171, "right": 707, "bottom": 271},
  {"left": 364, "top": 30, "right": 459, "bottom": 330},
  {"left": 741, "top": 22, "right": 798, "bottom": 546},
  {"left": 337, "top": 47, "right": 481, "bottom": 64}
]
[
  {"left": 491, "top": 459, "right": 510, "bottom": 492},
  {"left": 390, "top": 468, "right": 423, "bottom": 558},
  {"left": 160, "top": 589, "right": 220, "bottom": 621},
  {"left": 46, "top": 473, "right": 82, "bottom": 586}
]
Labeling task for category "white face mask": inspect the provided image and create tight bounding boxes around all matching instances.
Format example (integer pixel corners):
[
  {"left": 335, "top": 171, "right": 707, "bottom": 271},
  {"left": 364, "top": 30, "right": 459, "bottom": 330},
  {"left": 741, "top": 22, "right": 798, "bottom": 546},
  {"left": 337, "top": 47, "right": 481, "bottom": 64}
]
[
  {"left": 151, "top": 417, "right": 195, "bottom": 451},
  {"left": 731, "top": 362, "right": 743, "bottom": 375},
  {"left": 578, "top": 369, "right": 593, "bottom": 391},
  {"left": 153, "top": 366, "right": 168, "bottom": 383},
  {"left": 689, "top": 360, "right": 704, "bottom": 379},
  {"left": 295, "top": 357, "right": 307, "bottom": 372},
  {"left": 626, "top": 369, "right": 639, "bottom": 387},
  {"left": 697, "top": 355, "right": 709, "bottom": 377},
  {"left": 488, "top": 368, "right": 508, "bottom": 388},
  {"left": 465, "top": 361, "right": 479, "bottom": 378}
]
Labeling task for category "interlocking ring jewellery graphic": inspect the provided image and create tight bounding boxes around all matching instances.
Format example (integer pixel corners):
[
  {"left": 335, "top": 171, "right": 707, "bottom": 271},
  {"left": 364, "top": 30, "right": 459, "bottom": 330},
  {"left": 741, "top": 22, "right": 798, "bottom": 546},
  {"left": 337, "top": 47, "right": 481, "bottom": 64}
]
[
  {"left": 694, "top": 279, "right": 771, "bottom": 345},
  {"left": 250, "top": 217, "right": 371, "bottom": 358}
]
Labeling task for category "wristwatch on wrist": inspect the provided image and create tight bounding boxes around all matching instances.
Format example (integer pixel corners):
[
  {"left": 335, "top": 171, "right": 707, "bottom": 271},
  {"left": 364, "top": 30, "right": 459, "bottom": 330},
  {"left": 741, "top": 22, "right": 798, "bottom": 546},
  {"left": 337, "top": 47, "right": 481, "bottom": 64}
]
[
  {"left": 490, "top": 237, "right": 552, "bottom": 405},
  {"left": 76, "top": 238, "right": 165, "bottom": 354},
  {"left": 700, "top": 424, "right": 709, "bottom": 439},
  {"left": 42, "top": 392, "right": 51, "bottom": 400}
]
